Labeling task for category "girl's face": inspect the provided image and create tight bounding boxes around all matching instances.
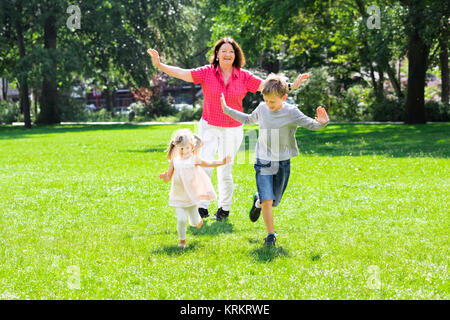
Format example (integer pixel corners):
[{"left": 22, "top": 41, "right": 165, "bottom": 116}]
[
  {"left": 178, "top": 143, "right": 194, "bottom": 158},
  {"left": 217, "top": 43, "right": 235, "bottom": 68}
]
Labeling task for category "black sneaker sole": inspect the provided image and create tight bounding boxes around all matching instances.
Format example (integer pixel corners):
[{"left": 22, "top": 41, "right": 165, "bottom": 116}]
[
  {"left": 263, "top": 237, "right": 276, "bottom": 246},
  {"left": 249, "top": 193, "right": 261, "bottom": 222}
]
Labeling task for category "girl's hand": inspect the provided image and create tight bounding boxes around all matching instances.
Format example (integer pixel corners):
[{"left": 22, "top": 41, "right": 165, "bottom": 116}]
[
  {"left": 292, "top": 73, "right": 309, "bottom": 90},
  {"left": 159, "top": 171, "right": 170, "bottom": 182},
  {"left": 315, "top": 106, "right": 329, "bottom": 125},
  {"left": 220, "top": 93, "right": 227, "bottom": 112},
  {"left": 222, "top": 155, "right": 232, "bottom": 164},
  {"left": 147, "top": 49, "right": 161, "bottom": 68}
]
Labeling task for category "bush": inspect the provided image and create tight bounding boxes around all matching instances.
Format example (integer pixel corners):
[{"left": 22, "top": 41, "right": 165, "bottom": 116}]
[
  {"left": 424, "top": 101, "right": 450, "bottom": 122},
  {"left": 370, "top": 98, "right": 405, "bottom": 122},
  {"left": 177, "top": 107, "right": 203, "bottom": 122},
  {"left": 0, "top": 101, "right": 20, "bottom": 124},
  {"left": 294, "top": 67, "right": 336, "bottom": 118},
  {"left": 333, "top": 86, "right": 375, "bottom": 122}
]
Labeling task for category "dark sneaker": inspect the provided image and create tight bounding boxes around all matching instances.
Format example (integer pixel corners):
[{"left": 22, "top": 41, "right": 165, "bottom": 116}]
[
  {"left": 264, "top": 234, "right": 276, "bottom": 246},
  {"left": 212, "top": 207, "right": 229, "bottom": 221},
  {"left": 249, "top": 193, "right": 261, "bottom": 222},
  {"left": 198, "top": 208, "right": 209, "bottom": 219}
]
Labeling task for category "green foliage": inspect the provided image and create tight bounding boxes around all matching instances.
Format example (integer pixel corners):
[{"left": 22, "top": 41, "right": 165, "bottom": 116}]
[
  {"left": 371, "top": 98, "right": 405, "bottom": 122},
  {"left": 0, "top": 101, "right": 20, "bottom": 124},
  {"left": 424, "top": 101, "right": 450, "bottom": 122},
  {"left": 295, "top": 67, "right": 334, "bottom": 118},
  {"left": 177, "top": 107, "right": 203, "bottom": 122}
]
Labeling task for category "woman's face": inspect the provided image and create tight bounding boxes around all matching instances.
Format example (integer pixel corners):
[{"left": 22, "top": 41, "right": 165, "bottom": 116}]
[{"left": 217, "top": 43, "right": 235, "bottom": 68}]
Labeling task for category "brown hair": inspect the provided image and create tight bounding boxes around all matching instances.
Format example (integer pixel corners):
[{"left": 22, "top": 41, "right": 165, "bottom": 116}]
[
  {"left": 209, "top": 37, "right": 246, "bottom": 69},
  {"left": 192, "top": 134, "right": 204, "bottom": 156},
  {"left": 261, "top": 73, "right": 288, "bottom": 98}
]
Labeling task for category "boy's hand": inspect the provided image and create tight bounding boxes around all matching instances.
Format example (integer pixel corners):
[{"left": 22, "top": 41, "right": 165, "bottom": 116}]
[
  {"left": 147, "top": 49, "right": 161, "bottom": 68},
  {"left": 315, "top": 106, "right": 329, "bottom": 125},
  {"left": 220, "top": 93, "right": 227, "bottom": 112},
  {"left": 292, "top": 73, "right": 309, "bottom": 90},
  {"left": 158, "top": 171, "right": 170, "bottom": 182}
]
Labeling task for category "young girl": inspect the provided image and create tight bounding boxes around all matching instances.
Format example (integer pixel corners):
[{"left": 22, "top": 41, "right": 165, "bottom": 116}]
[{"left": 159, "top": 129, "right": 231, "bottom": 248}]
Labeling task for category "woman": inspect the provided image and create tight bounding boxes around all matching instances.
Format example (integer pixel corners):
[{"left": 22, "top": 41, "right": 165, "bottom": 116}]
[{"left": 148, "top": 37, "right": 308, "bottom": 221}]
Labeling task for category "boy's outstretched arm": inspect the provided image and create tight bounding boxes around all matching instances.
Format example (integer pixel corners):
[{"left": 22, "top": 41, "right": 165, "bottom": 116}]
[
  {"left": 221, "top": 93, "right": 259, "bottom": 125},
  {"left": 315, "top": 106, "right": 329, "bottom": 125},
  {"left": 293, "top": 106, "right": 329, "bottom": 130}
]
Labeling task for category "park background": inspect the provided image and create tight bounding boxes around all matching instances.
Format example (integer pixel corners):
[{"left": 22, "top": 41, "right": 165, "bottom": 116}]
[
  {"left": 0, "top": 0, "right": 449, "bottom": 125},
  {"left": 0, "top": 0, "right": 449, "bottom": 300}
]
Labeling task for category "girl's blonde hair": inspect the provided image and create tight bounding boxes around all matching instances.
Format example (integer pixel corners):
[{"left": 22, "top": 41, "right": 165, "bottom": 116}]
[{"left": 166, "top": 129, "right": 196, "bottom": 160}]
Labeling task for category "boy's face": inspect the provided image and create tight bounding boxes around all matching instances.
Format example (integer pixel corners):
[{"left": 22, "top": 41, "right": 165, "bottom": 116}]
[{"left": 263, "top": 93, "right": 287, "bottom": 111}]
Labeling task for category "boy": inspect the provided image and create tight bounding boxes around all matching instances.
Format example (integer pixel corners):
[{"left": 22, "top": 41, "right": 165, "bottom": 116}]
[{"left": 220, "top": 73, "right": 329, "bottom": 246}]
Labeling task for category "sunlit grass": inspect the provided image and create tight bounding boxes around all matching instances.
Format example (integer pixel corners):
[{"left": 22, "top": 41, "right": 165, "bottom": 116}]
[{"left": 0, "top": 123, "right": 448, "bottom": 299}]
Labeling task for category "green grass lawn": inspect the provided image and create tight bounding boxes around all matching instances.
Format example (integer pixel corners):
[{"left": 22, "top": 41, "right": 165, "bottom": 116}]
[{"left": 0, "top": 123, "right": 448, "bottom": 299}]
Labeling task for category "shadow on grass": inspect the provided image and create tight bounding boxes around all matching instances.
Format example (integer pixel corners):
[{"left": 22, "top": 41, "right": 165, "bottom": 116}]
[
  {"left": 151, "top": 241, "right": 200, "bottom": 256},
  {"left": 189, "top": 219, "right": 233, "bottom": 236},
  {"left": 0, "top": 123, "right": 182, "bottom": 140},
  {"left": 249, "top": 241, "right": 290, "bottom": 263},
  {"left": 122, "top": 147, "right": 167, "bottom": 153},
  {"left": 295, "top": 123, "right": 450, "bottom": 158}
]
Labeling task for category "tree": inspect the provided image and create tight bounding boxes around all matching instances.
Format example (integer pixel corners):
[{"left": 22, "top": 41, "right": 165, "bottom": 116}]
[{"left": 399, "top": 0, "right": 449, "bottom": 123}]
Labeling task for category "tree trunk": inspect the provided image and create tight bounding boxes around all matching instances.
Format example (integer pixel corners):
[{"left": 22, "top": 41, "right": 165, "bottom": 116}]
[
  {"left": 386, "top": 63, "right": 404, "bottom": 99},
  {"left": 190, "top": 83, "right": 197, "bottom": 107},
  {"left": 377, "top": 67, "right": 384, "bottom": 100},
  {"left": 2, "top": 78, "right": 8, "bottom": 100},
  {"left": 104, "top": 86, "right": 113, "bottom": 116},
  {"left": 439, "top": 30, "right": 449, "bottom": 105},
  {"left": 15, "top": 2, "right": 31, "bottom": 129},
  {"left": 38, "top": 13, "right": 59, "bottom": 125},
  {"left": 405, "top": 27, "right": 429, "bottom": 124}
]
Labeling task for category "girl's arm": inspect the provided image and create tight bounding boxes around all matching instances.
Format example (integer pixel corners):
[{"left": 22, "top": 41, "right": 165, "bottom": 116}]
[
  {"left": 147, "top": 49, "right": 193, "bottom": 83},
  {"left": 195, "top": 155, "right": 232, "bottom": 168},
  {"left": 158, "top": 160, "right": 174, "bottom": 182}
]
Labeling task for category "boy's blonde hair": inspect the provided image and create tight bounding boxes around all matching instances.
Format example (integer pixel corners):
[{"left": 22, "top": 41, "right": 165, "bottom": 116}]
[
  {"left": 166, "top": 129, "right": 195, "bottom": 160},
  {"left": 261, "top": 73, "right": 288, "bottom": 98}
]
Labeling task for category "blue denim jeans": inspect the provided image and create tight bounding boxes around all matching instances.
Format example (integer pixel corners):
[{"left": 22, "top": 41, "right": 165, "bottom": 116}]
[{"left": 254, "top": 158, "right": 291, "bottom": 207}]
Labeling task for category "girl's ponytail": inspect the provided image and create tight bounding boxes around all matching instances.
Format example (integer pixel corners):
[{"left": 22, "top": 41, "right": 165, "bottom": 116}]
[{"left": 166, "top": 140, "right": 176, "bottom": 160}]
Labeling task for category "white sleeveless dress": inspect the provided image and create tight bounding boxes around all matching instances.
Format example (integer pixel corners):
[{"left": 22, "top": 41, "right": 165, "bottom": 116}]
[{"left": 169, "top": 155, "right": 217, "bottom": 207}]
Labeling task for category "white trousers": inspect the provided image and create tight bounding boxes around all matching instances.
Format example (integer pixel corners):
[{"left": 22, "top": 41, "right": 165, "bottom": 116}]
[
  {"left": 175, "top": 205, "right": 202, "bottom": 240},
  {"left": 197, "top": 118, "right": 244, "bottom": 211}
]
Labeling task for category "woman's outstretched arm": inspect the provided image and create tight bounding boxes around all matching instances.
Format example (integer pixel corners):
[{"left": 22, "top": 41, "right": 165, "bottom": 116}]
[
  {"left": 147, "top": 49, "right": 193, "bottom": 83},
  {"left": 256, "top": 73, "right": 310, "bottom": 92}
]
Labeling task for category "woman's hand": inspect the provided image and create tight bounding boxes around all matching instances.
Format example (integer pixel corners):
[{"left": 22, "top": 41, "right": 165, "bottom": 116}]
[
  {"left": 220, "top": 93, "right": 227, "bottom": 112},
  {"left": 147, "top": 49, "right": 161, "bottom": 68},
  {"left": 292, "top": 73, "right": 309, "bottom": 90},
  {"left": 315, "top": 106, "right": 329, "bottom": 125}
]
